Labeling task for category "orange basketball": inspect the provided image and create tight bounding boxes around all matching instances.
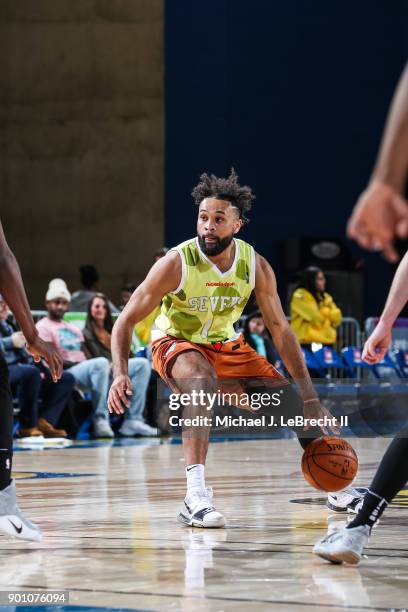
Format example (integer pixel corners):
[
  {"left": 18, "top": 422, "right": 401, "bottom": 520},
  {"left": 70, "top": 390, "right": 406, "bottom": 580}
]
[{"left": 301, "top": 436, "right": 358, "bottom": 492}]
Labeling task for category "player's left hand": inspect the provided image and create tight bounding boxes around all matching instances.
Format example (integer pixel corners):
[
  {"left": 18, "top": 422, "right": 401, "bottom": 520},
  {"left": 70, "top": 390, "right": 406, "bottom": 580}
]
[
  {"left": 362, "top": 320, "right": 392, "bottom": 364},
  {"left": 303, "top": 398, "right": 340, "bottom": 436}
]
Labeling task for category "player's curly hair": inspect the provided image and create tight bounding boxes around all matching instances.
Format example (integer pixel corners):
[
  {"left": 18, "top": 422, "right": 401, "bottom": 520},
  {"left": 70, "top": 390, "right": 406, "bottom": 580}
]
[{"left": 191, "top": 168, "right": 255, "bottom": 224}]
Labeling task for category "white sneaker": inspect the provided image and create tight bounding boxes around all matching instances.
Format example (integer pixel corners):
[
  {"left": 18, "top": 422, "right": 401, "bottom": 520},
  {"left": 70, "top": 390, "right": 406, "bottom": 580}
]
[
  {"left": 313, "top": 525, "right": 370, "bottom": 564},
  {"left": 0, "top": 480, "right": 42, "bottom": 542},
  {"left": 178, "top": 487, "right": 226, "bottom": 528},
  {"left": 119, "top": 420, "right": 158, "bottom": 437},
  {"left": 327, "top": 487, "right": 368, "bottom": 514},
  {"left": 93, "top": 418, "right": 114, "bottom": 438}
]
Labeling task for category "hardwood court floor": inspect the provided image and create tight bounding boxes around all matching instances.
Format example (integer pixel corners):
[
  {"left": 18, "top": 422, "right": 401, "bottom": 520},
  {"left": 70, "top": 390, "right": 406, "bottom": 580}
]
[{"left": 1, "top": 436, "right": 407, "bottom": 611}]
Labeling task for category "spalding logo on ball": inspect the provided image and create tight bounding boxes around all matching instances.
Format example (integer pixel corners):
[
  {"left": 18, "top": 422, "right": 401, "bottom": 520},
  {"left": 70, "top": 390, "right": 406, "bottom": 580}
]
[{"left": 301, "top": 436, "right": 358, "bottom": 492}]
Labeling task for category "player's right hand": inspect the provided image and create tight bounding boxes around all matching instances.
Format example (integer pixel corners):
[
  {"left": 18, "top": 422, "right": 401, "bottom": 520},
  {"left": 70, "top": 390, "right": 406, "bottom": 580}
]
[
  {"left": 303, "top": 398, "right": 340, "bottom": 436},
  {"left": 26, "top": 336, "right": 63, "bottom": 382},
  {"left": 347, "top": 182, "right": 408, "bottom": 262},
  {"left": 362, "top": 320, "right": 392, "bottom": 364},
  {"left": 108, "top": 375, "right": 132, "bottom": 415}
]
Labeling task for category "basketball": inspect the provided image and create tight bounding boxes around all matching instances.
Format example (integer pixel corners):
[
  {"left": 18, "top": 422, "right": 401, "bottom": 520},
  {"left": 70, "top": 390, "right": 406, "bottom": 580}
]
[{"left": 301, "top": 436, "right": 358, "bottom": 491}]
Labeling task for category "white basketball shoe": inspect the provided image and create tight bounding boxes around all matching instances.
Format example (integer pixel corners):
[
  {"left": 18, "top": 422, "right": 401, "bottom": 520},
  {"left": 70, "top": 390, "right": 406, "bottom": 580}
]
[
  {"left": 178, "top": 487, "right": 226, "bottom": 528},
  {"left": 313, "top": 525, "right": 370, "bottom": 564},
  {"left": 327, "top": 486, "right": 367, "bottom": 514},
  {"left": 0, "top": 480, "right": 42, "bottom": 541}
]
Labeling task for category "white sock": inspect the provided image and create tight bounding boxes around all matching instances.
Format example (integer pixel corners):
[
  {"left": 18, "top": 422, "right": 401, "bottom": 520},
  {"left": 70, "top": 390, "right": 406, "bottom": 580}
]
[{"left": 186, "top": 464, "right": 205, "bottom": 493}]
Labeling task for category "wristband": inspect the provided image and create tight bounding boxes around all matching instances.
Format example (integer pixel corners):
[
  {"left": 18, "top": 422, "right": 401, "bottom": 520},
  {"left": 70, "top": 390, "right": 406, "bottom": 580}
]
[{"left": 304, "top": 397, "right": 319, "bottom": 405}]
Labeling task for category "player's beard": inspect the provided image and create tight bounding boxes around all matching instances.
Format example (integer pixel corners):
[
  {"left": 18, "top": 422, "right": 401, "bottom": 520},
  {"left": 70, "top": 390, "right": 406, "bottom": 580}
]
[{"left": 198, "top": 232, "right": 235, "bottom": 256}]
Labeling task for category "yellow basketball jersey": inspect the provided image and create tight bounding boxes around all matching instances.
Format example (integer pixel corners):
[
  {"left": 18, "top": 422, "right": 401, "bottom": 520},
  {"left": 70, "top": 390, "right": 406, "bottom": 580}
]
[{"left": 155, "top": 237, "right": 255, "bottom": 343}]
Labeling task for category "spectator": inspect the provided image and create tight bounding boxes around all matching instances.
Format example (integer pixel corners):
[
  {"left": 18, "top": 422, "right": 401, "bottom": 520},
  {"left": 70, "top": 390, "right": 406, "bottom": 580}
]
[
  {"left": 36, "top": 279, "right": 113, "bottom": 438},
  {"left": 290, "top": 267, "right": 342, "bottom": 348},
  {"left": 83, "top": 294, "right": 156, "bottom": 436},
  {"left": 120, "top": 284, "right": 135, "bottom": 311},
  {"left": 242, "top": 310, "right": 280, "bottom": 366},
  {"left": 134, "top": 247, "right": 169, "bottom": 345},
  {"left": 0, "top": 294, "right": 74, "bottom": 438},
  {"left": 70, "top": 265, "right": 119, "bottom": 313},
  {"left": 154, "top": 246, "right": 169, "bottom": 262}
]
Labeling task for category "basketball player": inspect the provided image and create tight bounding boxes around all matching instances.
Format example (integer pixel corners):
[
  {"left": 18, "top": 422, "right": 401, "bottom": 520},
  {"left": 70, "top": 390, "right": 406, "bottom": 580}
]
[
  {"left": 0, "top": 220, "right": 63, "bottom": 541},
  {"left": 314, "top": 249, "right": 408, "bottom": 563},
  {"left": 108, "top": 170, "right": 362, "bottom": 527}
]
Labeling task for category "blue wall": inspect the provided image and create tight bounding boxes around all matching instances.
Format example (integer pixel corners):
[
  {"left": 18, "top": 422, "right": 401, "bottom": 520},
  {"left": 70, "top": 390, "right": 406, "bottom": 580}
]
[{"left": 165, "top": 1, "right": 408, "bottom": 316}]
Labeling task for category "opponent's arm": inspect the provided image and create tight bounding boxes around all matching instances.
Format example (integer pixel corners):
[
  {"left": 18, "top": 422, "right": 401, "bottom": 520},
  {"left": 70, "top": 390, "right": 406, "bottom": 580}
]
[
  {"left": 371, "top": 63, "right": 408, "bottom": 192},
  {"left": 109, "top": 251, "right": 181, "bottom": 414},
  {"left": 348, "top": 63, "right": 408, "bottom": 261},
  {"left": 0, "top": 220, "right": 62, "bottom": 381},
  {"left": 363, "top": 249, "right": 408, "bottom": 364},
  {"left": 255, "top": 254, "right": 339, "bottom": 434}
]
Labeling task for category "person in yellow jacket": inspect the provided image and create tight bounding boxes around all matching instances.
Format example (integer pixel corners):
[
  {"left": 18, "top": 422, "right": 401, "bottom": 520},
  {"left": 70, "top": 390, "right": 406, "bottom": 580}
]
[{"left": 290, "top": 267, "right": 342, "bottom": 347}]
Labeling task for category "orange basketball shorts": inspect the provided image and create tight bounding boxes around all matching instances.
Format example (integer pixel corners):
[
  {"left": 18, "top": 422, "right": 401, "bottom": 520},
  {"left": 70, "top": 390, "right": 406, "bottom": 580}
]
[{"left": 152, "top": 333, "right": 286, "bottom": 395}]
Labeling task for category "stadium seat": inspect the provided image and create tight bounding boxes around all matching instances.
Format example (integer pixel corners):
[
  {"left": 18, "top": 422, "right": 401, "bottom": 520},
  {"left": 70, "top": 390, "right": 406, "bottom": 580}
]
[
  {"left": 395, "top": 349, "right": 408, "bottom": 378},
  {"left": 312, "top": 346, "right": 345, "bottom": 374},
  {"left": 341, "top": 346, "right": 372, "bottom": 378},
  {"left": 63, "top": 312, "right": 87, "bottom": 330},
  {"left": 301, "top": 348, "right": 324, "bottom": 377},
  {"left": 370, "top": 352, "right": 401, "bottom": 380}
]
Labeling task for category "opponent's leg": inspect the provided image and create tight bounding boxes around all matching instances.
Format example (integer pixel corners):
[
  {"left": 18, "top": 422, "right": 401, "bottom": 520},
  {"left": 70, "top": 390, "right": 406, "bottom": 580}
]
[
  {"left": 314, "top": 424, "right": 408, "bottom": 564},
  {"left": 253, "top": 383, "right": 365, "bottom": 511},
  {"left": 0, "top": 357, "right": 13, "bottom": 490},
  {"left": 169, "top": 350, "right": 225, "bottom": 528},
  {"left": 0, "top": 356, "right": 41, "bottom": 541}
]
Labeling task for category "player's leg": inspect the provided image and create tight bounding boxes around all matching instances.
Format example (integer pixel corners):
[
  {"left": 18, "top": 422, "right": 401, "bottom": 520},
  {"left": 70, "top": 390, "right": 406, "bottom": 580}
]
[
  {"left": 314, "top": 424, "right": 408, "bottom": 564},
  {"left": 0, "top": 356, "right": 41, "bottom": 541},
  {"left": 169, "top": 349, "right": 225, "bottom": 528}
]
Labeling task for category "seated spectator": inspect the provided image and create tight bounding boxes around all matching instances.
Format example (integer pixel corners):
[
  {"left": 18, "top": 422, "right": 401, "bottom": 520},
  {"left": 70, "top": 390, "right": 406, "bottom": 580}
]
[
  {"left": 70, "top": 265, "right": 119, "bottom": 313},
  {"left": 0, "top": 294, "right": 74, "bottom": 438},
  {"left": 290, "top": 267, "right": 342, "bottom": 348},
  {"left": 242, "top": 310, "right": 280, "bottom": 366},
  {"left": 36, "top": 279, "right": 113, "bottom": 438},
  {"left": 120, "top": 284, "right": 135, "bottom": 311},
  {"left": 83, "top": 294, "right": 156, "bottom": 437},
  {"left": 134, "top": 247, "right": 169, "bottom": 344},
  {"left": 154, "top": 246, "right": 169, "bottom": 262}
]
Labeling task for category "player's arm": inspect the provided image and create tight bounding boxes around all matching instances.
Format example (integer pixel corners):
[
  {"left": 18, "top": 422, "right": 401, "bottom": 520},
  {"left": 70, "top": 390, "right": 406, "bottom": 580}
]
[
  {"left": 363, "top": 249, "right": 408, "bottom": 364},
  {"left": 254, "top": 254, "right": 339, "bottom": 435},
  {"left": 109, "top": 251, "right": 181, "bottom": 414},
  {"left": 348, "top": 63, "right": 408, "bottom": 261},
  {"left": 371, "top": 63, "right": 408, "bottom": 193},
  {"left": 0, "top": 220, "right": 62, "bottom": 381}
]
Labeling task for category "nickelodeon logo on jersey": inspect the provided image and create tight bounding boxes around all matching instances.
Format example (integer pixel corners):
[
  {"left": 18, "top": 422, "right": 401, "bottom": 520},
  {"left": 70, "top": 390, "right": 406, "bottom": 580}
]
[
  {"left": 188, "top": 295, "right": 245, "bottom": 312},
  {"left": 205, "top": 281, "right": 236, "bottom": 287}
]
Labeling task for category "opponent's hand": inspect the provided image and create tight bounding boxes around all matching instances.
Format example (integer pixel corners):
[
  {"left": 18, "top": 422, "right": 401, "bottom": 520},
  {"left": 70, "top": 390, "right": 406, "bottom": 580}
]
[
  {"left": 347, "top": 182, "right": 408, "bottom": 262},
  {"left": 362, "top": 321, "right": 392, "bottom": 364},
  {"left": 26, "top": 337, "right": 63, "bottom": 382},
  {"left": 108, "top": 375, "right": 132, "bottom": 415},
  {"left": 303, "top": 398, "right": 340, "bottom": 436}
]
